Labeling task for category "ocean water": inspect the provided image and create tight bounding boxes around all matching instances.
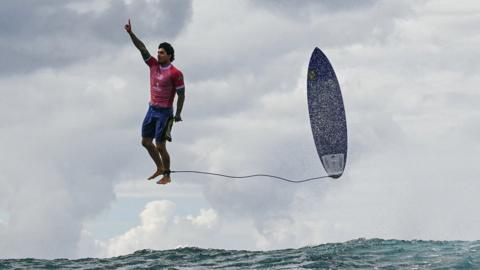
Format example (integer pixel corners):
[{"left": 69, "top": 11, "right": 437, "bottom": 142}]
[{"left": 1, "top": 238, "right": 479, "bottom": 269}]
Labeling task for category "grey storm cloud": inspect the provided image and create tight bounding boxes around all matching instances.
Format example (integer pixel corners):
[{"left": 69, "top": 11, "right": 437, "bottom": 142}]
[
  {"left": 250, "top": 0, "right": 378, "bottom": 19},
  {"left": 0, "top": 0, "right": 192, "bottom": 75}
]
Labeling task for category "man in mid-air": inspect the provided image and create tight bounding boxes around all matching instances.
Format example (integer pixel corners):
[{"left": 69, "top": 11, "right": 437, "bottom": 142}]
[{"left": 124, "top": 19, "right": 185, "bottom": 185}]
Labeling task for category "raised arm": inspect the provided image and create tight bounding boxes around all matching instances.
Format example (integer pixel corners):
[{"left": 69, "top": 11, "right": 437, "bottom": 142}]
[{"left": 124, "top": 19, "right": 151, "bottom": 61}]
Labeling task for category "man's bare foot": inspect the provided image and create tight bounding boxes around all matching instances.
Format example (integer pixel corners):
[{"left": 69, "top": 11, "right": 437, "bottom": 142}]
[
  {"left": 147, "top": 168, "right": 164, "bottom": 180},
  {"left": 156, "top": 175, "right": 171, "bottom": 185}
]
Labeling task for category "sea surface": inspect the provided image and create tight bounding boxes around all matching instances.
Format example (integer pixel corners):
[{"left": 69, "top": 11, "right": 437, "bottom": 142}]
[{"left": 1, "top": 238, "right": 480, "bottom": 269}]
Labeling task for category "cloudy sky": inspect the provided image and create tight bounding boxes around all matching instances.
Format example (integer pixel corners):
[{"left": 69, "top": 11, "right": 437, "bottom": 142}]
[{"left": 1, "top": 0, "right": 479, "bottom": 259}]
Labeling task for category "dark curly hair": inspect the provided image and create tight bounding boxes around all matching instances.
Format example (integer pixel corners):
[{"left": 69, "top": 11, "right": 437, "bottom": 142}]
[{"left": 158, "top": 42, "right": 175, "bottom": 62}]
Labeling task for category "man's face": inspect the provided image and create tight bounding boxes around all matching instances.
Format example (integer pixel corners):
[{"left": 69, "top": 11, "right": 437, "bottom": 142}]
[{"left": 157, "top": 48, "right": 170, "bottom": 64}]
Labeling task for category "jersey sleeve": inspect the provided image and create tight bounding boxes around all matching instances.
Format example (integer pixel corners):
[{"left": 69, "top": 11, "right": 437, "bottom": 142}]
[
  {"left": 145, "top": 56, "right": 158, "bottom": 67},
  {"left": 173, "top": 70, "right": 185, "bottom": 90}
]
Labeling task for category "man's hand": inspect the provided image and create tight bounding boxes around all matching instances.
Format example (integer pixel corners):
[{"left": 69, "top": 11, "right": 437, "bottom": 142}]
[
  {"left": 174, "top": 114, "right": 182, "bottom": 122},
  {"left": 124, "top": 19, "right": 132, "bottom": 33}
]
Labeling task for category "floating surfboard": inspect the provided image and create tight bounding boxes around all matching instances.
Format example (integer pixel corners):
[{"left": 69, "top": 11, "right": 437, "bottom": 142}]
[{"left": 307, "top": 47, "right": 347, "bottom": 178}]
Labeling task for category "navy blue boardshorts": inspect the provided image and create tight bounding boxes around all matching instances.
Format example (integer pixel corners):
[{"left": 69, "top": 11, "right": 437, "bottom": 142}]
[{"left": 142, "top": 105, "right": 174, "bottom": 141}]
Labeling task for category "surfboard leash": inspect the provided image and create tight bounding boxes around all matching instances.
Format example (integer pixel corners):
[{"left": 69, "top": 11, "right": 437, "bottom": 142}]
[{"left": 170, "top": 170, "right": 332, "bottom": 183}]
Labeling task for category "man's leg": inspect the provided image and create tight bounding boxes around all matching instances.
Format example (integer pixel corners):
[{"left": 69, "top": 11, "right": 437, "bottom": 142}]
[
  {"left": 156, "top": 140, "right": 171, "bottom": 184},
  {"left": 141, "top": 137, "right": 164, "bottom": 180}
]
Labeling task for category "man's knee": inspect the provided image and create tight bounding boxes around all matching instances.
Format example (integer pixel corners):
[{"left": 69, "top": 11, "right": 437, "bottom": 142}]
[{"left": 142, "top": 138, "right": 154, "bottom": 148}]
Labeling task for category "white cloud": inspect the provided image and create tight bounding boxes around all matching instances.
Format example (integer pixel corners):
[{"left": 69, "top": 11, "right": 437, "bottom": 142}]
[
  {"left": 186, "top": 208, "right": 218, "bottom": 229},
  {"left": 99, "top": 200, "right": 221, "bottom": 257}
]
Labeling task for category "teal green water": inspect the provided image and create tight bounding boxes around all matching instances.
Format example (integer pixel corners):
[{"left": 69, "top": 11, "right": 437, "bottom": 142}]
[{"left": 1, "top": 239, "right": 479, "bottom": 269}]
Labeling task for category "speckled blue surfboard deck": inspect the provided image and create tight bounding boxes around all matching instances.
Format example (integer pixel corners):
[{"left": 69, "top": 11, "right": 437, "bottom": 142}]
[{"left": 307, "top": 47, "right": 347, "bottom": 178}]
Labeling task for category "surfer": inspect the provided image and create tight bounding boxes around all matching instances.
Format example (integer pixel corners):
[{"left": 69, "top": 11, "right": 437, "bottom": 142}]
[{"left": 124, "top": 19, "right": 185, "bottom": 185}]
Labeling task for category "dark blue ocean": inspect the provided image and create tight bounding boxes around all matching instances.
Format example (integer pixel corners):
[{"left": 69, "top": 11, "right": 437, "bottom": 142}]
[{"left": 1, "top": 238, "right": 479, "bottom": 269}]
